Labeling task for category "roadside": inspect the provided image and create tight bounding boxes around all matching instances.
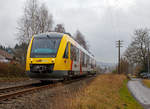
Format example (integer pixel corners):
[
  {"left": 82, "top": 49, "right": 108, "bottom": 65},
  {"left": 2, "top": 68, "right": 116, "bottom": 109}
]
[
  {"left": 128, "top": 78, "right": 150, "bottom": 109},
  {"left": 67, "top": 74, "right": 143, "bottom": 109},
  {"left": 142, "top": 79, "right": 150, "bottom": 88}
]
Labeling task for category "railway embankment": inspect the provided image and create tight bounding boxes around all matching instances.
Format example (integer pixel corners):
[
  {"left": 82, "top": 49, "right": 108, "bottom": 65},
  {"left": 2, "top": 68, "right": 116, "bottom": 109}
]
[
  {"left": 0, "top": 75, "right": 95, "bottom": 109},
  {"left": 0, "top": 62, "right": 29, "bottom": 83},
  {"left": 66, "top": 74, "right": 143, "bottom": 109},
  {"left": 0, "top": 77, "right": 36, "bottom": 91},
  {"left": 0, "top": 74, "right": 143, "bottom": 109}
]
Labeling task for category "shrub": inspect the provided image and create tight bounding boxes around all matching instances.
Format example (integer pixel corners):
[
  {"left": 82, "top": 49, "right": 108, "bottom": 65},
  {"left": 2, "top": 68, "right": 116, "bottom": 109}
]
[
  {"left": 0, "top": 62, "right": 27, "bottom": 77},
  {"left": 0, "top": 62, "right": 9, "bottom": 77},
  {"left": 112, "top": 69, "right": 117, "bottom": 74}
]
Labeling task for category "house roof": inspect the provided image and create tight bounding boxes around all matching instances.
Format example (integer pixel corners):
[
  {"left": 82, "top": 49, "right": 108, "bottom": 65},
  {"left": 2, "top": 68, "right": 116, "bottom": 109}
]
[{"left": 0, "top": 49, "right": 13, "bottom": 59}]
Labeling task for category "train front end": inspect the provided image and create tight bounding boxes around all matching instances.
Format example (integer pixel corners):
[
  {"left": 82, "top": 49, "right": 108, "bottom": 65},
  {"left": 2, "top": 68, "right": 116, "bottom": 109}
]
[{"left": 26, "top": 33, "right": 64, "bottom": 81}]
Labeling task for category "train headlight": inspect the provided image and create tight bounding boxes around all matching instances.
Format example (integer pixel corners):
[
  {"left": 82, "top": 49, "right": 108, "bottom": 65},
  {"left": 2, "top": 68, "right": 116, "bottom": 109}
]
[{"left": 51, "top": 58, "right": 55, "bottom": 63}]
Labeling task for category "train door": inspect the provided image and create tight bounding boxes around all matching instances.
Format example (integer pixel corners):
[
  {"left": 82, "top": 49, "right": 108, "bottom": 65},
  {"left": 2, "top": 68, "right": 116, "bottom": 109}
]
[
  {"left": 62, "top": 42, "right": 71, "bottom": 70},
  {"left": 54, "top": 41, "right": 71, "bottom": 71},
  {"left": 70, "top": 44, "right": 80, "bottom": 75}
]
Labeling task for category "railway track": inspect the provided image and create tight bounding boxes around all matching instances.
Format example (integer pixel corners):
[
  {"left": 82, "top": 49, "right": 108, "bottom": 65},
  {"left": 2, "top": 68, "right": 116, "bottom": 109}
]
[
  {"left": 0, "top": 83, "right": 40, "bottom": 94},
  {"left": 0, "top": 75, "right": 95, "bottom": 103},
  {"left": 0, "top": 82, "right": 61, "bottom": 102}
]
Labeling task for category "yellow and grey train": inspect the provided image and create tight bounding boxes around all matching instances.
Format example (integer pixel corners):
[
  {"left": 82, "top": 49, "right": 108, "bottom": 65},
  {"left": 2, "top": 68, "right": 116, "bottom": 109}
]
[{"left": 26, "top": 32, "right": 96, "bottom": 81}]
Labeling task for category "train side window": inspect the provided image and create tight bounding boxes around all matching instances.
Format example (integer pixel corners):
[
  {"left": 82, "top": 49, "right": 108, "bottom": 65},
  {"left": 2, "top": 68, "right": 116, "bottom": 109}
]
[
  {"left": 89, "top": 58, "right": 92, "bottom": 67},
  {"left": 91, "top": 59, "right": 93, "bottom": 67},
  {"left": 74, "top": 46, "right": 77, "bottom": 61},
  {"left": 81, "top": 52, "right": 83, "bottom": 65},
  {"left": 76, "top": 48, "right": 79, "bottom": 62},
  {"left": 70, "top": 44, "right": 78, "bottom": 61},
  {"left": 82, "top": 52, "right": 85, "bottom": 66},
  {"left": 70, "top": 44, "right": 74, "bottom": 60},
  {"left": 84, "top": 54, "right": 87, "bottom": 67},
  {"left": 86, "top": 55, "right": 89, "bottom": 66},
  {"left": 63, "top": 43, "right": 68, "bottom": 58}
]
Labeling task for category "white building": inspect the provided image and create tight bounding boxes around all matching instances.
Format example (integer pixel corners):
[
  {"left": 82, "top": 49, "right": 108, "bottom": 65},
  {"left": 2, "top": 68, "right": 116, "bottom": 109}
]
[{"left": 0, "top": 50, "right": 13, "bottom": 63}]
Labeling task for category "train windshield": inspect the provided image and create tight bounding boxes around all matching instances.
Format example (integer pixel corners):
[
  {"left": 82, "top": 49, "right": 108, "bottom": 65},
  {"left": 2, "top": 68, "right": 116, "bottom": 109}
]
[{"left": 30, "top": 37, "right": 61, "bottom": 58}]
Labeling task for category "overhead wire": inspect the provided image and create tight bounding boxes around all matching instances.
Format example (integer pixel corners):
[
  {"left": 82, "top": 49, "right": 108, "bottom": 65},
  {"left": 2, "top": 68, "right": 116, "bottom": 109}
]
[
  {"left": 105, "top": 0, "right": 122, "bottom": 63},
  {"left": 105, "top": 0, "right": 121, "bottom": 41}
]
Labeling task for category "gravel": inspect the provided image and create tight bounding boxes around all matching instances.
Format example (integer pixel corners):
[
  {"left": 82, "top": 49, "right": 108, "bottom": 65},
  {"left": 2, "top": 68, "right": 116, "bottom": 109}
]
[
  {"left": 0, "top": 79, "right": 40, "bottom": 89},
  {"left": 0, "top": 76, "right": 95, "bottom": 109}
]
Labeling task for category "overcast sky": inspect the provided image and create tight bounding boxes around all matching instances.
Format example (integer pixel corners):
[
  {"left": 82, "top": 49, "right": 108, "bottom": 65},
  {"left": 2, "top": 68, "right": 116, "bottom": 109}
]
[{"left": 0, "top": 0, "right": 150, "bottom": 63}]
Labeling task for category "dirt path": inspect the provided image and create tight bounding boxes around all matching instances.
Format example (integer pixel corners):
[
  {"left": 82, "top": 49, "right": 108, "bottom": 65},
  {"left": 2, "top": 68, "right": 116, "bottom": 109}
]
[{"left": 128, "top": 78, "right": 150, "bottom": 109}]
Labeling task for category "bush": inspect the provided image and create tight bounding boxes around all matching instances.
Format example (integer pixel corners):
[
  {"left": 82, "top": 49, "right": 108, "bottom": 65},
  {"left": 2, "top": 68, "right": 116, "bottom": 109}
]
[
  {"left": 0, "top": 62, "right": 27, "bottom": 77},
  {"left": 112, "top": 69, "right": 117, "bottom": 74}
]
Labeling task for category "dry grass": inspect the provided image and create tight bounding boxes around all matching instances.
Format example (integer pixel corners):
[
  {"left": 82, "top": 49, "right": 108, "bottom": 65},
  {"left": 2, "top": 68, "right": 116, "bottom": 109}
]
[
  {"left": 0, "top": 74, "right": 143, "bottom": 109},
  {"left": 0, "top": 77, "right": 29, "bottom": 82},
  {"left": 0, "top": 62, "right": 28, "bottom": 82},
  {"left": 64, "top": 74, "right": 143, "bottom": 109},
  {"left": 0, "top": 62, "right": 27, "bottom": 78},
  {"left": 142, "top": 79, "right": 150, "bottom": 88}
]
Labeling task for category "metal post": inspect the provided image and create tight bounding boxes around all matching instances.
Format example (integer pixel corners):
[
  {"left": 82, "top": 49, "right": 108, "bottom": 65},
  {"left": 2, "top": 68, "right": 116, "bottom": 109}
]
[
  {"left": 116, "top": 40, "right": 123, "bottom": 74},
  {"left": 118, "top": 40, "right": 120, "bottom": 74},
  {"left": 148, "top": 43, "right": 149, "bottom": 74}
]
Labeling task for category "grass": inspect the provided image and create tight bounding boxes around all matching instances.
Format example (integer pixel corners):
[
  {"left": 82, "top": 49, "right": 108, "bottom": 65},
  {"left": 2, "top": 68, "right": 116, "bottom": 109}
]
[
  {"left": 119, "top": 80, "right": 143, "bottom": 109},
  {"left": 65, "top": 74, "right": 143, "bottom": 109},
  {"left": 142, "top": 79, "right": 150, "bottom": 88},
  {"left": 0, "top": 74, "right": 143, "bottom": 109}
]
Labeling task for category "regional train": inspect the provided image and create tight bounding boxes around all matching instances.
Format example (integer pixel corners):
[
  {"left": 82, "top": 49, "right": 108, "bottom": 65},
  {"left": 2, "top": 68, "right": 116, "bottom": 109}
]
[{"left": 26, "top": 32, "right": 96, "bottom": 81}]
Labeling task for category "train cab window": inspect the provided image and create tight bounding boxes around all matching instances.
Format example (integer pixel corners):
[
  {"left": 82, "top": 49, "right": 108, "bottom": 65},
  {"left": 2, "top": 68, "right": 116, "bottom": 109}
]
[{"left": 63, "top": 43, "right": 68, "bottom": 58}]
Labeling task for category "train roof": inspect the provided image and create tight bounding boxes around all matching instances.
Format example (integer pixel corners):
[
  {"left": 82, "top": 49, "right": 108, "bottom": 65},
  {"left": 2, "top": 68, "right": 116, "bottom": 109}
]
[
  {"left": 34, "top": 32, "right": 64, "bottom": 38},
  {"left": 63, "top": 34, "right": 95, "bottom": 59},
  {"left": 33, "top": 32, "right": 95, "bottom": 59}
]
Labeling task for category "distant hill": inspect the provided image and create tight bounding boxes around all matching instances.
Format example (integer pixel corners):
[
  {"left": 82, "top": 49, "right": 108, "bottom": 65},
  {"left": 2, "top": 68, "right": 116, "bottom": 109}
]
[{"left": 97, "top": 61, "right": 116, "bottom": 69}]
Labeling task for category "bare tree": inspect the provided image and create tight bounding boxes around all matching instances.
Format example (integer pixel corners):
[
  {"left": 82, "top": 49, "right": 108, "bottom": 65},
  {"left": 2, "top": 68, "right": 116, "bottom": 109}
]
[
  {"left": 54, "top": 24, "right": 65, "bottom": 33},
  {"left": 13, "top": 43, "right": 28, "bottom": 64},
  {"left": 38, "top": 4, "right": 53, "bottom": 33},
  {"left": 74, "top": 30, "right": 89, "bottom": 50},
  {"left": 124, "top": 28, "right": 150, "bottom": 71},
  {"left": 120, "top": 58, "right": 129, "bottom": 74},
  {"left": 17, "top": 0, "right": 53, "bottom": 43}
]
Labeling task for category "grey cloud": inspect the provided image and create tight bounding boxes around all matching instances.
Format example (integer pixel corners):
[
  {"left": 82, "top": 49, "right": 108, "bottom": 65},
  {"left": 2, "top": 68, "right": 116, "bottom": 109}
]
[{"left": 0, "top": 0, "right": 150, "bottom": 63}]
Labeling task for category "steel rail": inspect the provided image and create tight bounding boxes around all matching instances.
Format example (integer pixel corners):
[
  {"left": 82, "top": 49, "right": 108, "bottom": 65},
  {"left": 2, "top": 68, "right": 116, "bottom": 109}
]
[
  {"left": 0, "top": 83, "right": 61, "bottom": 102},
  {"left": 0, "top": 75, "right": 96, "bottom": 102},
  {"left": 0, "top": 83, "right": 38, "bottom": 93}
]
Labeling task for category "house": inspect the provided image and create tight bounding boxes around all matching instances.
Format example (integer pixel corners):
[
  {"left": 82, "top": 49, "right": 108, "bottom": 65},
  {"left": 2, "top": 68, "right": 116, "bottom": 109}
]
[{"left": 0, "top": 49, "right": 13, "bottom": 63}]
